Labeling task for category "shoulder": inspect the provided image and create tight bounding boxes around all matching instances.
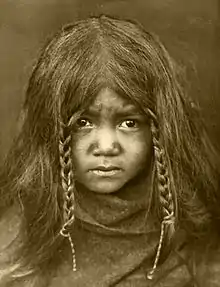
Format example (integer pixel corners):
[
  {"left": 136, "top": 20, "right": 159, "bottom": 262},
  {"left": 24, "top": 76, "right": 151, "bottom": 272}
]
[
  {"left": 0, "top": 206, "right": 21, "bottom": 285},
  {"left": 0, "top": 205, "right": 21, "bottom": 260},
  {"left": 175, "top": 234, "right": 220, "bottom": 287},
  {"left": 195, "top": 240, "right": 220, "bottom": 287},
  {"left": 155, "top": 232, "right": 220, "bottom": 287}
]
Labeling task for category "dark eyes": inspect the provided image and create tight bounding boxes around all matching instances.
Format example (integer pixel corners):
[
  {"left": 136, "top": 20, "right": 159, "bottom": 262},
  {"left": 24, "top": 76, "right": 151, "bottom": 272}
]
[
  {"left": 76, "top": 118, "right": 93, "bottom": 128},
  {"left": 76, "top": 118, "right": 139, "bottom": 129},
  {"left": 119, "top": 120, "right": 138, "bottom": 128}
]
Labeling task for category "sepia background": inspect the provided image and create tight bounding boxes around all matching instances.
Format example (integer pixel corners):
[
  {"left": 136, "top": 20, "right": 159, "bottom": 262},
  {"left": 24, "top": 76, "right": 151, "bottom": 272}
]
[{"left": 0, "top": 0, "right": 219, "bottom": 162}]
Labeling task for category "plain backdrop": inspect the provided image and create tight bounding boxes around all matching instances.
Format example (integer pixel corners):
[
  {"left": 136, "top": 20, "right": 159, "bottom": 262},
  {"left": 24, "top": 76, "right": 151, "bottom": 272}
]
[{"left": 0, "top": 0, "right": 219, "bottom": 162}]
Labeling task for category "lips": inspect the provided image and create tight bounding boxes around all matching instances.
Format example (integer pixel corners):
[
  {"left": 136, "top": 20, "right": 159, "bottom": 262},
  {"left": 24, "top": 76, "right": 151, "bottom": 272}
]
[
  {"left": 89, "top": 165, "right": 122, "bottom": 177},
  {"left": 91, "top": 165, "right": 121, "bottom": 171}
]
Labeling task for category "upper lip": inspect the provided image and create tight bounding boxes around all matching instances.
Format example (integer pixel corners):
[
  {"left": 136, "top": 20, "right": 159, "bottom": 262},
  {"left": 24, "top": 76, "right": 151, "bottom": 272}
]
[{"left": 91, "top": 165, "right": 121, "bottom": 171}]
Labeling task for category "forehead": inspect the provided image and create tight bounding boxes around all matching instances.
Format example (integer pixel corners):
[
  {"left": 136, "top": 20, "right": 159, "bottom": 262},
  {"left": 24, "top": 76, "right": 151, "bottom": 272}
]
[{"left": 88, "top": 88, "right": 138, "bottom": 113}]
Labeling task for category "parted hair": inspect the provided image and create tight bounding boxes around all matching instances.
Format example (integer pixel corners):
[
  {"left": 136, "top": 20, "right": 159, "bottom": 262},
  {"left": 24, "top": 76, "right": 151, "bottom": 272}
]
[{"left": 0, "top": 14, "right": 220, "bottom": 285}]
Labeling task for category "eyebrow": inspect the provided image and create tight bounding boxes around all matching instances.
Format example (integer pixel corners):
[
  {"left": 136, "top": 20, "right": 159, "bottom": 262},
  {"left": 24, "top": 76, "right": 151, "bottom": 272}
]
[{"left": 84, "top": 105, "right": 143, "bottom": 117}]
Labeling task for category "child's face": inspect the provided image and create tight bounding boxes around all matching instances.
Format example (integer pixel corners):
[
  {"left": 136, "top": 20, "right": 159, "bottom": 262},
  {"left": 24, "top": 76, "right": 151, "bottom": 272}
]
[{"left": 72, "top": 88, "right": 152, "bottom": 194}]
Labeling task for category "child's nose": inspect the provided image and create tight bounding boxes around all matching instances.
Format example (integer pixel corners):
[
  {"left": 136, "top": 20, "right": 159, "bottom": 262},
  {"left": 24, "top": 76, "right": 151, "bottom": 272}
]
[{"left": 92, "top": 128, "right": 121, "bottom": 156}]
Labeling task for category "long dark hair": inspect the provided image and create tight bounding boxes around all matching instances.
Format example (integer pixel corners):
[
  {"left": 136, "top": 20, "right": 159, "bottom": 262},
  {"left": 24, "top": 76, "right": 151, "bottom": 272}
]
[{"left": 0, "top": 14, "right": 219, "bottom": 285}]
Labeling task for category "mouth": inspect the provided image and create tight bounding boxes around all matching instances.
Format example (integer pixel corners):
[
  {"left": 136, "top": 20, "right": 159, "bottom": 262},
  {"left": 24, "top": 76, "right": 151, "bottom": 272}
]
[{"left": 89, "top": 166, "right": 122, "bottom": 177}]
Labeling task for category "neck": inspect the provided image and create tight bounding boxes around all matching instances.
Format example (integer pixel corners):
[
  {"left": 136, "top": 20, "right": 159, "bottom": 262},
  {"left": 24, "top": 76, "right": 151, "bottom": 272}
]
[{"left": 74, "top": 169, "right": 158, "bottom": 235}]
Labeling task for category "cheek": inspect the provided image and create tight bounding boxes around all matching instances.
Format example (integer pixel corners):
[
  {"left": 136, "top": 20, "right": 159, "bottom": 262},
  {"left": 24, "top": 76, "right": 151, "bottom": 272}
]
[
  {"left": 72, "top": 136, "right": 88, "bottom": 166},
  {"left": 72, "top": 128, "right": 152, "bottom": 167},
  {"left": 125, "top": 132, "right": 152, "bottom": 166},
  {"left": 129, "top": 141, "right": 152, "bottom": 163}
]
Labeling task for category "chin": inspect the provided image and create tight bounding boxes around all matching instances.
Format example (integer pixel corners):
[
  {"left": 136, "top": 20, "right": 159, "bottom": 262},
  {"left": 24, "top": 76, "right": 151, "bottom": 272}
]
[{"left": 84, "top": 181, "right": 126, "bottom": 194}]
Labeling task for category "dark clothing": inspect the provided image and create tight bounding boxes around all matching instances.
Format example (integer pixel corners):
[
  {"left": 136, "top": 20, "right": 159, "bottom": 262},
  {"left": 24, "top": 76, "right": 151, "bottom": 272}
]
[
  {"left": 49, "top": 220, "right": 220, "bottom": 287},
  {"left": 1, "top": 186, "right": 220, "bottom": 286}
]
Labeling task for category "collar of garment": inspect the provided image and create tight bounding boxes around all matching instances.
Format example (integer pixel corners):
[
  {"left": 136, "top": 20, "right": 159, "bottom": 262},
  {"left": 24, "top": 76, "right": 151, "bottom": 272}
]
[{"left": 74, "top": 171, "right": 159, "bottom": 235}]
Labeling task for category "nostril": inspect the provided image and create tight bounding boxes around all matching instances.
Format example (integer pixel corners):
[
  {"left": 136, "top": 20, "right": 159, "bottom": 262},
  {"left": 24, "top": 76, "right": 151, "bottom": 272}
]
[{"left": 93, "top": 142, "right": 121, "bottom": 156}]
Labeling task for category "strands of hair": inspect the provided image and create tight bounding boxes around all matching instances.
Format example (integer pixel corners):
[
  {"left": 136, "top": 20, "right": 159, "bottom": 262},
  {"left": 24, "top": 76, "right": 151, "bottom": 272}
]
[{"left": 0, "top": 14, "right": 220, "bottom": 286}]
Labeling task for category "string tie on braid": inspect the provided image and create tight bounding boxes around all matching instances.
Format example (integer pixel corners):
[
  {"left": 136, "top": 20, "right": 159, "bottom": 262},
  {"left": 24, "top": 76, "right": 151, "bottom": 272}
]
[
  {"left": 147, "top": 212, "right": 175, "bottom": 280},
  {"left": 146, "top": 109, "right": 176, "bottom": 280},
  {"left": 59, "top": 118, "right": 77, "bottom": 272},
  {"left": 60, "top": 221, "right": 77, "bottom": 271}
]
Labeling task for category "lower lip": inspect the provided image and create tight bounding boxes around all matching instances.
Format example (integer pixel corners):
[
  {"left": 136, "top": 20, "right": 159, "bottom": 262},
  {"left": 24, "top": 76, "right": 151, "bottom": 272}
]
[{"left": 90, "top": 169, "right": 121, "bottom": 177}]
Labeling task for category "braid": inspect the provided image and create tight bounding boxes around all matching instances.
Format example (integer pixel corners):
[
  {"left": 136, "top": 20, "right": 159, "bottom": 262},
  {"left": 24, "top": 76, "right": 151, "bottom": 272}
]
[
  {"left": 59, "top": 119, "right": 76, "bottom": 271},
  {"left": 151, "top": 121, "right": 174, "bottom": 220},
  {"left": 147, "top": 109, "right": 175, "bottom": 280},
  {"left": 59, "top": 122, "right": 75, "bottom": 226}
]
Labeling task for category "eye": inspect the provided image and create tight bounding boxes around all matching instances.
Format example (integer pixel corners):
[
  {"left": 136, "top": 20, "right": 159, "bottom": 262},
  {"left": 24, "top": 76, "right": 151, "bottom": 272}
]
[
  {"left": 120, "top": 120, "right": 138, "bottom": 129},
  {"left": 76, "top": 118, "right": 93, "bottom": 128}
]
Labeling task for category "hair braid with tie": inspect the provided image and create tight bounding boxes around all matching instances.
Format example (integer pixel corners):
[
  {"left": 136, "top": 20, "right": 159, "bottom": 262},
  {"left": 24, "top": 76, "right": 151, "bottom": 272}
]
[
  {"left": 59, "top": 118, "right": 77, "bottom": 271},
  {"left": 147, "top": 110, "right": 175, "bottom": 280}
]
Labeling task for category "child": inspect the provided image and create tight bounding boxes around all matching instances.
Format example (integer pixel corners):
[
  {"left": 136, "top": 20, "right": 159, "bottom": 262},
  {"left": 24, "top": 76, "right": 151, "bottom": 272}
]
[{"left": 0, "top": 14, "right": 220, "bottom": 287}]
